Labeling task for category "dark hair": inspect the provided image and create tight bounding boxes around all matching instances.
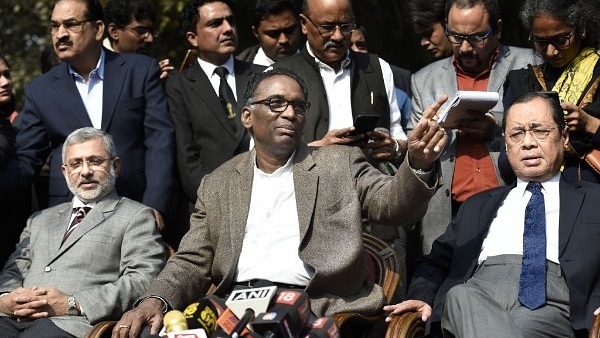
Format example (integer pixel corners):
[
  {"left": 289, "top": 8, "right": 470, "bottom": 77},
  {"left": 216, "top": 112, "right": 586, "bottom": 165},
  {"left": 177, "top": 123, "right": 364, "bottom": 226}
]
[
  {"left": 503, "top": 92, "right": 566, "bottom": 132},
  {"left": 54, "top": 0, "right": 105, "bottom": 22},
  {"left": 407, "top": 0, "right": 446, "bottom": 32},
  {"left": 104, "top": 0, "right": 157, "bottom": 27},
  {"left": 520, "top": 0, "right": 600, "bottom": 49},
  {"left": 181, "top": 0, "right": 236, "bottom": 35},
  {"left": 0, "top": 51, "right": 15, "bottom": 118},
  {"left": 445, "top": 0, "right": 500, "bottom": 33},
  {"left": 244, "top": 68, "right": 308, "bottom": 107},
  {"left": 251, "top": 0, "right": 300, "bottom": 28},
  {"left": 40, "top": 45, "right": 61, "bottom": 74}
]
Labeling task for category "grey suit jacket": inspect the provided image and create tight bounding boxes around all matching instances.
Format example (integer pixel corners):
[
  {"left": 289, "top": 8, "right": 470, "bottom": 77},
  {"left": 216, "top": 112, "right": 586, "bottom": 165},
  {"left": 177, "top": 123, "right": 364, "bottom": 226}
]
[
  {"left": 144, "top": 144, "right": 440, "bottom": 316},
  {"left": 0, "top": 191, "right": 166, "bottom": 337},
  {"left": 407, "top": 45, "right": 541, "bottom": 254}
]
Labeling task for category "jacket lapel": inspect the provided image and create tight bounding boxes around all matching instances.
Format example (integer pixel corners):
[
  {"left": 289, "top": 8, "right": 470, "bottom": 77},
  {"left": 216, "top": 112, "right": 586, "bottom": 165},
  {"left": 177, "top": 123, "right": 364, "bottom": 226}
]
[
  {"left": 48, "top": 204, "right": 74, "bottom": 256},
  {"left": 52, "top": 64, "right": 93, "bottom": 126},
  {"left": 101, "top": 49, "right": 126, "bottom": 129},
  {"left": 292, "top": 145, "right": 318, "bottom": 245},
  {"left": 558, "top": 178, "right": 584, "bottom": 256}
]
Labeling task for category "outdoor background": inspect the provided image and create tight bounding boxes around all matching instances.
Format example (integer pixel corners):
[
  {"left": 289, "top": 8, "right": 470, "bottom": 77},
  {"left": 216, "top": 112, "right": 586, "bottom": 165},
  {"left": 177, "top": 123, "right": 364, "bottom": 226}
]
[{"left": 0, "top": 0, "right": 542, "bottom": 109}]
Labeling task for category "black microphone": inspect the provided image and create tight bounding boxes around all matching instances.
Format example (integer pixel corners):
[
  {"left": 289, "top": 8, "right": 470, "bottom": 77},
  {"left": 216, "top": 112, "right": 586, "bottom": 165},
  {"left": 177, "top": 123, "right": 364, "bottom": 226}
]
[
  {"left": 183, "top": 294, "right": 227, "bottom": 335},
  {"left": 251, "top": 289, "right": 312, "bottom": 338},
  {"left": 230, "top": 308, "right": 255, "bottom": 338},
  {"left": 300, "top": 316, "right": 340, "bottom": 338}
]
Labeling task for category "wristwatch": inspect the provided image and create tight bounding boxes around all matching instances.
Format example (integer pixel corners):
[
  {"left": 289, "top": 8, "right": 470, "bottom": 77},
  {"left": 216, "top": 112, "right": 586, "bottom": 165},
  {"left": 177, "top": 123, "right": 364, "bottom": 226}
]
[{"left": 67, "top": 295, "right": 79, "bottom": 316}]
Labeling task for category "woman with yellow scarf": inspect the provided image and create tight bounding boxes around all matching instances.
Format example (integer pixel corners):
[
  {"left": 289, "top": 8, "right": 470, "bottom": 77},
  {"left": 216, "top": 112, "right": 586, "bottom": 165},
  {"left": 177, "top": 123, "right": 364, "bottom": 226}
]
[{"left": 500, "top": 0, "right": 600, "bottom": 184}]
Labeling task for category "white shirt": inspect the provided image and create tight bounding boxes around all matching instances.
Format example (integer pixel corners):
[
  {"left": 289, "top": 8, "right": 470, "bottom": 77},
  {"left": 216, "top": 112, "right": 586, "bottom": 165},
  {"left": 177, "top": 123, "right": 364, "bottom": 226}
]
[
  {"left": 69, "top": 198, "right": 96, "bottom": 231},
  {"left": 305, "top": 42, "right": 407, "bottom": 141},
  {"left": 197, "top": 55, "right": 237, "bottom": 101},
  {"left": 236, "top": 153, "right": 313, "bottom": 285},
  {"left": 252, "top": 47, "right": 277, "bottom": 67},
  {"left": 70, "top": 49, "right": 105, "bottom": 129},
  {"left": 478, "top": 173, "right": 561, "bottom": 264}
]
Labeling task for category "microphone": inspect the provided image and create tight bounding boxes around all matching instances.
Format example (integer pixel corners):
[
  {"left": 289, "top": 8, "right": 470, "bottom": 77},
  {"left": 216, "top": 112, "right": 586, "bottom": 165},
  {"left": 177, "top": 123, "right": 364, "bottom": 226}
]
[
  {"left": 164, "top": 310, "right": 188, "bottom": 332},
  {"left": 183, "top": 294, "right": 227, "bottom": 335},
  {"left": 251, "top": 289, "right": 311, "bottom": 338},
  {"left": 300, "top": 317, "right": 340, "bottom": 338}
]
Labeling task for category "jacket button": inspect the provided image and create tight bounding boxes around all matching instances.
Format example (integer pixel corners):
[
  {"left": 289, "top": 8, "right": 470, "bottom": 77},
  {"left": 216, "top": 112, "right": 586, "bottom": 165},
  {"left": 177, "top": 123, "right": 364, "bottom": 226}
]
[
  {"left": 44, "top": 266, "right": 52, "bottom": 272},
  {"left": 445, "top": 189, "right": 450, "bottom": 197}
]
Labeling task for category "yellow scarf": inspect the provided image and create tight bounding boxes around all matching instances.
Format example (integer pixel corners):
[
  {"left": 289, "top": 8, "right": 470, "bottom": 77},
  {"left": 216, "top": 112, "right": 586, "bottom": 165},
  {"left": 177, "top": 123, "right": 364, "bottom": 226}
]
[{"left": 552, "top": 47, "right": 600, "bottom": 105}]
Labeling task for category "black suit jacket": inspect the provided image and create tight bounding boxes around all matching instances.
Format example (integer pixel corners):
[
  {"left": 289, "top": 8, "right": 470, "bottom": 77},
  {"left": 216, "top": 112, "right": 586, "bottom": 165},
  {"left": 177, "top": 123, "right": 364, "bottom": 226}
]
[
  {"left": 408, "top": 177, "right": 600, "bottom": 333},
  {"left": 166, "top": 59, "right": 265, "bottom": 202},
  {"left": 0, "top": 49, "right": 176, "bottom": 213}
]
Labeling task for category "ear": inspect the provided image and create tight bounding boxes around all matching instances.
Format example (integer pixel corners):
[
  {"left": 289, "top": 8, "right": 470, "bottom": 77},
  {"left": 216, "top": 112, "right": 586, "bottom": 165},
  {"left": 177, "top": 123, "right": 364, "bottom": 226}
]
[
  {"left": 107, "top": 23, "right": 120, "bottom": 41},
  {"left": 241, "top": 106, "right": 253, "bottom": 130},
  {"left": 562, "top": 127, "right": 570, "bottom": 147},
  {"left": 61, "top": 163, "right": 68, "bottom": 180},
  {"left": 299, "top": 14, "right": 309, "bottom": 36},
  {"left": 94, "top": 20, "right": 106, "bottom": 42},
  {"left": 112, "top": 156, "right": 121, "bottom": 175},
  {"left": 186, "top": 31, "right": 199, "bottom": 48},
  {"left": 251, "top": 25, "right": 259, "bottom": 39},
  {"left": 494, "top": 19, "right": 503, "bottom": 39}
]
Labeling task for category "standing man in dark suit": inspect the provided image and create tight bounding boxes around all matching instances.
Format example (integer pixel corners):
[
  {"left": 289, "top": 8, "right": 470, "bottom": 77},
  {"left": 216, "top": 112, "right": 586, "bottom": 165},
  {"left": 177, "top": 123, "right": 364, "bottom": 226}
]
[
  {"left": 0, "top": 0, "right": 176, "bottom": 231},
  {"left": 386, "top": 92, "right": 600, "bottom": 337},
  {"left": 111, "top": 68, "right": 448, "bottom": 338},
  {"left": 167, "top": 0, "right": 265, "bottom": 205},
  {"left": 0, "top": 127, "right": 165, "bottom": 338}
]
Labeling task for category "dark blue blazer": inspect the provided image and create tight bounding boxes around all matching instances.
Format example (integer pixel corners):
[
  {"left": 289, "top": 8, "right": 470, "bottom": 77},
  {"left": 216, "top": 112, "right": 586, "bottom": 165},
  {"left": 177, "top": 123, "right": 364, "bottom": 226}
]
[
  {"left": 408, "top": 177, "right": 600, "bottom": 333},
  {"left": 1, "top": 49, "right": 175, "bottom": 213}
]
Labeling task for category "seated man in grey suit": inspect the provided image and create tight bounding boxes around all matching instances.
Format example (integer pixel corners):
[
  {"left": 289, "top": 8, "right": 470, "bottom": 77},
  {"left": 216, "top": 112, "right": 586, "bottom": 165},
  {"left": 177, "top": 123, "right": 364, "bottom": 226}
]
[
  {"left": 386, "top": 93, "right": 600, "bottom": 337},
  {"left": 0, "top": 127, "right": 166, "bottom": 338},
  {"left": 112, "top": 68, "right": 448, "bottom": 337}
]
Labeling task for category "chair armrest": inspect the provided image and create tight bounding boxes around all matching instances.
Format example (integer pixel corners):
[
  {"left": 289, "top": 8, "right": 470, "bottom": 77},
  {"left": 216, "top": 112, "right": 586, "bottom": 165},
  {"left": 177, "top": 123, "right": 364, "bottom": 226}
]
[
  {"left": 385, "top": 312, "right": 425, "bottom": 338},
  {"left": 84, "top": 320, "right": 117, "bottom": 338},
  {"left": 590, "top": 313, "right": 600, "bottom": 338}
]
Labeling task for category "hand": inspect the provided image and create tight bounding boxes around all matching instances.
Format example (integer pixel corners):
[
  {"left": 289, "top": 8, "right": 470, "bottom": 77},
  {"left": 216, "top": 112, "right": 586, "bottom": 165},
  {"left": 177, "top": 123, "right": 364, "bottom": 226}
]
[
  {"left": 308, "top": 127, "right": 366, "bottom": 147},
  {"left": 562, "top": 102, "right": 600, "bottom": 134},
  {"left": 153, "top": 209, "right": 165, "bottom": 231},
  {"left": 362, "top": 130, "right": 397, "bottom": 161},
  {"left": 407, "top": 95, "right": 449, "bottom": 170},
  {"left": 0, "top": 286, "right": 47, "bottom": 317},
  {"left": 112, "top": 298, "right": 164, "bottom": 338},
  {"left": 383, "top": 299, "right": 432, "bottom": 323},
  {"left": 455, "top": 110, "right": 496, "bottom": 139},
  {"left": 595, "top": 307, "right": 600, "bottom": 316},
  {"left": 158, "top": 59, "right": 174, "bottom": 80}
]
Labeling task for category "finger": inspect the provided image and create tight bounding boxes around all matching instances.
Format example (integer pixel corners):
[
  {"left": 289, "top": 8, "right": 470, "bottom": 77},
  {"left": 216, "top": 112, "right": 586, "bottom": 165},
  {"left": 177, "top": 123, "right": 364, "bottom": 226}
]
[{"left": 422, "top": 95, "right": 449, "bottom": 121}]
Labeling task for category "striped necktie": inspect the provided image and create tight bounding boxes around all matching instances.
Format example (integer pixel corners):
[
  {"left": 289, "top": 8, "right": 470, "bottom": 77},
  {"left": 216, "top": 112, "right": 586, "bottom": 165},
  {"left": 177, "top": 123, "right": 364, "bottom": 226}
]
[{"left": 62, "top": 206, "right": 91, "bottom": 244}]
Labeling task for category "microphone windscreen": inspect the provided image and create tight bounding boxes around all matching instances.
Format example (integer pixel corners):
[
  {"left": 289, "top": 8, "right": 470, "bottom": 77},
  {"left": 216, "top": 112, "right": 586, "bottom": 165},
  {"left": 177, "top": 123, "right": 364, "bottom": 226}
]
[
  {"left": 163, "top": 310, "right": 188, "bottom": 333},
  {"left": 251, "top": 289, "right": 311, "bottom": 337},
  {"left": 301, "top": 317, "right": 340, "bottom": 338},
  {"left": 183, "top": 294, "right": 227, "bottom": 334}
]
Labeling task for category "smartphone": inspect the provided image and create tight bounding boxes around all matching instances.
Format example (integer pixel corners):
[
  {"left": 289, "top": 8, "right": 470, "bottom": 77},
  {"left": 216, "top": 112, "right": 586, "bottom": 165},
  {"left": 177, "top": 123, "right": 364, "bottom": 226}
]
[{"left": 348, "top": 114, "right": 380, "bottom": 136}]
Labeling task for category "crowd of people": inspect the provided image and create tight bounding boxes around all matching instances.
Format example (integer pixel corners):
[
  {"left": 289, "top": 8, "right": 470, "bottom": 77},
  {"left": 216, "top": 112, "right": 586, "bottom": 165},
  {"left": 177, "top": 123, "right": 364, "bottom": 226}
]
[{"left": 0, "top": 0, "right": 600, "bottom": 337}]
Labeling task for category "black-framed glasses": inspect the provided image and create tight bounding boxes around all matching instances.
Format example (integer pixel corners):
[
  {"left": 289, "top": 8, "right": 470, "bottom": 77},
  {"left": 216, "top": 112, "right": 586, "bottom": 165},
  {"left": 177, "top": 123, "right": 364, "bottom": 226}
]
[
  {"left": 251, "top": 96, "right": 310, "bottom": 115},
  {"left": 505, "top": 127, "right": 557, "bottom": 144},
  {"left": 303, "top": 15, "right": 356, "bottom": 35},
  {"left": 529, "top": 28, "right": 575, "bottom": 51},
  {"left": 63, "top": 157, "right": 111, "bottom": 173},
  {"left": 50, "top": 19, "right": 95, "bottom": 34},
  {"left": 122, "top": 26, "right": 159, "bottom": 39},
  {"left": 445, "top": 26, "right": 493, "bottom": 46}
]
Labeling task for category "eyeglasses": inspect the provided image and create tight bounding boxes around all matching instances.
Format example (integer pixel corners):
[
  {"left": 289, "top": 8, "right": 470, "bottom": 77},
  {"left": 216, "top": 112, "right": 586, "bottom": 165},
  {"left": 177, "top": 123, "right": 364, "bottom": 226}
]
[
  {"left": 303, "top": 15, "right": 356, "bottom": 35},
  {"left": 64, "top": 157, "right": 111, "bottom": 173},
  {"left": 506, "top": 127, "right": 557, "bottom": 144},
  {"left": 251, "top": 96, "right": 310, "bottom": 115},
  {"left": 529, "top": 29, "right": 575, "bottom": 51},
  {"left": 50, "top": 19, "right": 94, "bottom": 34},
  {"left": 122, "top": 26, "right": 159, "bottom": 39},
  {"left": 445, "top": 26, "right": 493, "bottom": 46}
]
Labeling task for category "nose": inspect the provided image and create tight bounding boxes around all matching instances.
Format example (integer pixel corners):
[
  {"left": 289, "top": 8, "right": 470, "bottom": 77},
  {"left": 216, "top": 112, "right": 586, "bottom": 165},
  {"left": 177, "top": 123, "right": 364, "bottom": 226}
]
[
  {"left": 330, "top": 26, "right": 345, "bottom": 41},
  {"left": 144, "top": 34, "right": 155, "bottom": 43},
  {"left": 420, "top": 36, "right": 430, "bottom": 47},
  {"left": 459, "top": 39, "right": 473, "bottom": 53},
  {"left": 278, "top": 32, "right": 289, "bottom": 45},
  {"left": 521, "top": 130, "right": 539, "bottom": 148},
  {"left": 545, "top": 44, "right": 558, "bottom": 58}
]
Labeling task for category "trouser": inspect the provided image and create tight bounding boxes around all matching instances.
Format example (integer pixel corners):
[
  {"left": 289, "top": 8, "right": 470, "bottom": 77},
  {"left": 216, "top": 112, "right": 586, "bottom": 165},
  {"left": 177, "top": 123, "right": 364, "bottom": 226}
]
[
  {"left": 0, "top": 318, "right": 76, "bottom": 338},
  {"left": 441, "top": 254, "right": 573, "bottom": 338}
]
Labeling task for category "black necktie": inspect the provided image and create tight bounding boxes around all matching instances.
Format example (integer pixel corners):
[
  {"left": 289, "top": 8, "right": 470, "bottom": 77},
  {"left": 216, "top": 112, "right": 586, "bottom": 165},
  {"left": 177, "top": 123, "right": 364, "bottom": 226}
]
[
  {"left": 518, "top": 181, "right": 546, "bottom": 310},
  {"left": 62, "top": 206, "right": 91, "bottom": 244},
  {"left": 214, "top": 67, "right": 238, "bottom": 124}
]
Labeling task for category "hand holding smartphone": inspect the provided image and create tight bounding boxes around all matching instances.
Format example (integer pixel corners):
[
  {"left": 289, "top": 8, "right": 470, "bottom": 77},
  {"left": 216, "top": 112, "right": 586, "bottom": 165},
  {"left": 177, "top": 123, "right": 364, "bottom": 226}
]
[{"left": 348, "top": 114, "right": 380, "bottom": 136}]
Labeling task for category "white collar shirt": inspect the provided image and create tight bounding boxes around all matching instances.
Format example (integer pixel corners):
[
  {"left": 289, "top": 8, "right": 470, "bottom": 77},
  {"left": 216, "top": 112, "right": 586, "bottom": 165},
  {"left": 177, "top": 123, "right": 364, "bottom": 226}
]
[
  {"left": 198, "top": 55, "right": 237, "bottom": 101},
  {"left": 236, "top": 152, "right": 313, "bottom": 285},
  {"left": 478, "top": 173, "right": 561, "bottom": 264},
  {"left": 70, "top": 49, "right": 105, "bottom": 129}
]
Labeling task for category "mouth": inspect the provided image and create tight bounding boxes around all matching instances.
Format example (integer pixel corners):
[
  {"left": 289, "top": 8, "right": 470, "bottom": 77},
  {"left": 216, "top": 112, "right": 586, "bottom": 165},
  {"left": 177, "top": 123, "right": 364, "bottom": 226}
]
[
  {"left": 55, "top": 43, "right": 71, "bottom": 51},
  {"left": 277, "top": 125, "right": 298, "bottom": 136},
  {"left": 521, "top": 154, "right": 542, "bottom": 166},
  {"left": 78, "top": 180, "right": 99, "bottom": 189}
]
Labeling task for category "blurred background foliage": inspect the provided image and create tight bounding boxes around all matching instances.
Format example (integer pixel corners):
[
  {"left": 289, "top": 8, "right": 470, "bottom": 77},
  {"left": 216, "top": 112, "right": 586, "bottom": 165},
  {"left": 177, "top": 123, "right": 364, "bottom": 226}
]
[{"left": 1, "top": 0, "right": 535, "bottom": 110}]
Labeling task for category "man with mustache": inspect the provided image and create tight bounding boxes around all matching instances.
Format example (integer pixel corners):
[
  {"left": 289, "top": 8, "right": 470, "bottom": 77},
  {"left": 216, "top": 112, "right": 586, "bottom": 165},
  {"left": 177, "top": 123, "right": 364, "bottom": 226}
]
[
  {"left": 407, "top": 0, "right": 540, "bottom": 261},
  {"left": 272, "top": 0, "right": 408, "bottom": 167},
  {"left": 111, "top": 68, "right": 447, "bottom": 338},
  {"left": 0, "top": 127, "right": 165, "bottom": 338},
  {"left": 0, "top": 0, "right": 176, "bottom": 235}
]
